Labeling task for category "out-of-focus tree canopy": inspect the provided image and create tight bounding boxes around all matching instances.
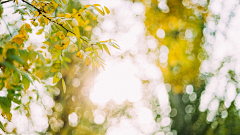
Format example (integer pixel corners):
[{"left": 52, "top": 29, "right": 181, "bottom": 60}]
[{"left": 141, "top": 0, "right": 208, "bottom": 94}]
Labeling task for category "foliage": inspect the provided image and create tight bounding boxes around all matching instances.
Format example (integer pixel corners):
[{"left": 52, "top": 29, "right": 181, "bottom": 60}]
[
  {"left": 0, "top": 0, "right": 118, "bottom": 133},
  {"left": 140, "top": 0, "right": 208, "bottom": 94},
  {"left": 140, "top": 0, "right": 240, "bottom": 135}
]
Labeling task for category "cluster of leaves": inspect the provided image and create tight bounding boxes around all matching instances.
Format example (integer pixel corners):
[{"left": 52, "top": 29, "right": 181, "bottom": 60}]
[{"left": 0, "top": 0, "right": 119, "bottom": 132}]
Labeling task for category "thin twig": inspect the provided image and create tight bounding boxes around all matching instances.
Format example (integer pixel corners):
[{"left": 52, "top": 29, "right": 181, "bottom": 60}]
[
  {"left": 2, "top": 17, "right": 12, "bottom": 37},
  {"left": 1, "top": 0, "right": 13, "bottom": 4},
  {"left": 21, "top": 0, "right": 89, "bottom": 43}
]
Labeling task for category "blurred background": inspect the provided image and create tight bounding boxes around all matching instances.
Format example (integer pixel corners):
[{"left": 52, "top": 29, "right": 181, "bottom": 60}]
[{"left": 1, "top": 0, "right": 240, "bottom": 134}]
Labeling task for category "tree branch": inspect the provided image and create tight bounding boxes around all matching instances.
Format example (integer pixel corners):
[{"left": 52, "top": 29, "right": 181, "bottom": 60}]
[
  {"left": 1, "top": 0, "right": 13, "bottom": 4},
  {"left": 21, "top": 0, "right": 89, "bottom": 43}
]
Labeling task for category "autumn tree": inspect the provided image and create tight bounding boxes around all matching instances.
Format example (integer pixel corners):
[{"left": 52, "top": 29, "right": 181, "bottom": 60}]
[
  {"left": 0, "top": 0, "right": 118, "bottom": 133},
  {"left": 139, "top": 0, "right": 209, "bottom": 134}
]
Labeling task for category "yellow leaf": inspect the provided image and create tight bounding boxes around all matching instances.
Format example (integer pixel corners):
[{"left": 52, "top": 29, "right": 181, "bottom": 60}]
[
  {"left": 52, "top": 1, "right": 58, "bottom": 8},
  {"left": 62, "top": 0, "right": 67, "bottom": 4},
  {"left": 12, "top": 34, "right": 25, "bottom": 44},
  {"left": 25, "top": 23, "right": 31, "bottom": 29},
  {"left": 72, "top": 8, "right": 77, "bottom": 14},
  {"left": 54, "top": 45, "right": 63, "bottom": 50},
  {"left": 62, "top": 37, "right": 70, "bottom": 46},
  {"left": 84, "top": 26, "right": 92, "bottom": 31},
  {"left": 33, "top": 11, "right": 39, "bottom": 17},
  {"left": 73, "top": 27, "right": 80, "bottom": 39},
  {"left": 62, "top": 78, "right": 66, "bottom": 93},
  {"left": 112, "top": 44, "right": 120, "bottom": 49},
  {"left": 44, "top": 18, "right": 49, "bottom": 25},
  {"left": 56, "top": 31, "right": 63, "bottom": 36},
  {"left": 98, "top": 44, "right": 103, "bottom": 51},
  {"left": 100, "top": 40, "right": 109, "bottom": 43},
  {"left": 93, "top": 49, "right": 99, "bottom": 57},
  {"left": 6, "top": 113, "right": 12, "bottom": 121},
  {"left": 76, "top": 51, "right": 84, "bottom": 59},
  {"left": 76, "top": 51, "right": 81, "bottom": 57},
  {"left": 103, "top": 44, "right": 111, "bottom": 55},
  {"left": 43, "top": 41, "right": 51, "bottom": 46},
  {"left": 65, "top": 13, "right": 72, "bottom": 18},
  {"left": 93, "top": 4, "right": 101, "bottom": 6},
  {"left": 89, "top": 52, "right": 94, "bottom": 57},
  {"left": 104, "top": 6, "right": 110, "bottom": 14},
  {"left": 67, "top": 32, "right": 75, "bottom": 37},
  {"left": 84, "top": 5, "right": 92, "bottom": 8},
  {"left": 85, "top": 56, "right": 92, "bottom": 66},
  {"left": 36, "top": 29, "right": 44, "bottom": 35},
  {"left": 56, "top": 31, "right": 65, "bottom": 39},
  {"left": 31, "top": 0, "right": 37, "bottom": 6},
  {"left": 85, "top": 47, "right": 93, "bottom": 51},
  {"left": 31, "top": 21, "right": 38, "bottom": 27},
  {"left": 53, "top": 72, "right": 61, "bottom": 84},
  {"left": 95, "top": 7, "right": 105, "bottom": 16},
  {"left": 20, "top": 29, "right": 27, "bottom": 37},
  {"left": 63, "top": 45, "right": 68, "bottom": 49},
  {"left": 95, "top": 61, "right": 100, "bottom": 68},
  {"left": 51, "top": 67, "right": 58, "bottom": 73}
]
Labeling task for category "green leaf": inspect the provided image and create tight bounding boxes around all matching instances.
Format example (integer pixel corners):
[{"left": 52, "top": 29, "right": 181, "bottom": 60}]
[
  {"left": 0, "top": 62, "right": 20, "bottom": 74},
  {"left": 22, "top": 72, "right": 32, "bottom": 83},
  {"left": 14, "top": 106, "right": 20, "bottom": 110},
  {"left": 103, "top": 44, "right": 111, "bottom": 55},
  {"left": 9, "top": 55, "right": 25, "bottom": 65},
  {"left": 22, "top": 74, "right": 30, "bottom": 90},
  {"left": 98, "top": 44, "right": 103, "bottom": 51},
  {"left": 0, "top": 47, "right": 3, "bottom": 54},
  {"left": 12, "top": 71, "right": 20, "bottom": 85},
  {"left": 19, "top": 50, "right": 29, "bottom": 63},
  {"left": 29, "top": 51, "right": 37, "bottom": 61},
  {"left": 62, "top": 78, "right": 66, "bottom": 93},
  {"left": 0, "top": 121, "right": 4, "bottom": 131},
  {"left": 52, "top": 63, "right": 61, "bottom": 69},
  {"left": 63, "top": 57, "right": 71, "bottom": 63},
  {"left": 37, "top": 51, "right": 46, "bottom": 63},
  {"left": 0, "top": 97, "right": 11, "bottom": 114},
  {"left": 63, "top": 62, "right": 69, "bottom": 70}
]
